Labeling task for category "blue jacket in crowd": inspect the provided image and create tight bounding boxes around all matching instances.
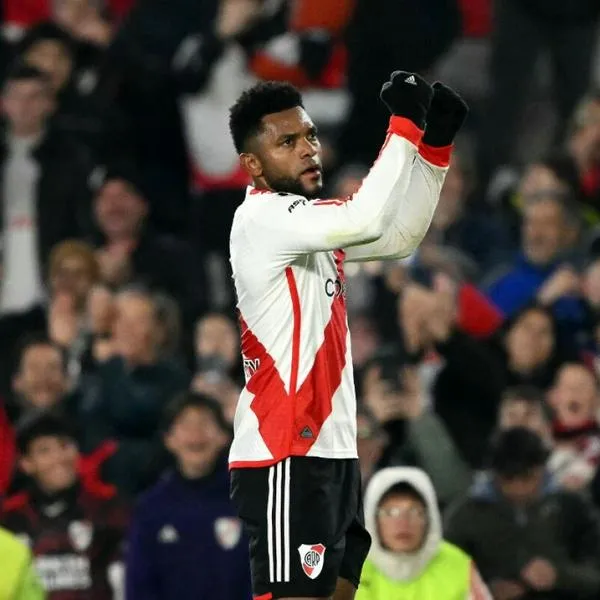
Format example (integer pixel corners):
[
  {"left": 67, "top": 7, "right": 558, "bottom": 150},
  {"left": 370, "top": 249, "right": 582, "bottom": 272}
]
[
  {"left": 125, "top": 458, "right": 252, "bottom": 600},
  {"left": 486, "top": 254, "right": 585, "bottom": 325}
]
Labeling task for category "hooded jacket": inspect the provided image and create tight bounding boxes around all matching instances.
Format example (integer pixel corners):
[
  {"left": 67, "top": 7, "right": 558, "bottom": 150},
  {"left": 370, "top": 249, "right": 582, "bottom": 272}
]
[{"left": 357, "top": 467, "right": 490, "bottom": 599}]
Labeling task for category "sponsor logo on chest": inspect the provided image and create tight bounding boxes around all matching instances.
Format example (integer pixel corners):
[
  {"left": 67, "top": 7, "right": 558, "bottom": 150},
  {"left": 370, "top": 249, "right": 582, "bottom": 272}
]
[{"left": 35, "top": 555, "right": 92, "bottom": 591}]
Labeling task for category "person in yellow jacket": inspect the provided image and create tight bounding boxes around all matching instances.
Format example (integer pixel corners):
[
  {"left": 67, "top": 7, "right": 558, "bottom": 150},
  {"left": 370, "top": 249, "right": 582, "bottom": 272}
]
[
  {"left": 357, "top": 467, "right": 491, "bottom": 600},
  {"left": 0, "top": 526, "right": 45, "bottom": 600}
]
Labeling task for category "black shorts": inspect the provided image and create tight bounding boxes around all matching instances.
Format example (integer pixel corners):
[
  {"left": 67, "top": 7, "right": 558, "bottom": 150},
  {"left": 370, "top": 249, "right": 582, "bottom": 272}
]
[{"left": 230, "top": 457, "right": 371, "bottom": 599}]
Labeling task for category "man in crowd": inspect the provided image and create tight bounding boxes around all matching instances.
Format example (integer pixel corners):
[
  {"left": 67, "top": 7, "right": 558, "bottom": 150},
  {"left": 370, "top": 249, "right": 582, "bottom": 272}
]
[
  {"left": 1, "top": 412, "right": 129, "bottom": 599},
  {"left": 126, "top": 392, "right": 251, "bottom": 600},
  {"left": 445, "top": 427, "right": 600, "bottom": 599},
  {"left": 0, "top": 334, "right": 72, "bottom": 494},
  {"left": 0, "top": 63, "right": 94, "bottom": 392}
]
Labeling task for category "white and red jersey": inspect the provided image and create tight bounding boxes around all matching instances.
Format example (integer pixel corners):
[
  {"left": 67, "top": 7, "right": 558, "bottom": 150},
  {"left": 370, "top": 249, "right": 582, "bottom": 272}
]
[{"left": 228, "top": 116, "right": 450, "bottom": 468}]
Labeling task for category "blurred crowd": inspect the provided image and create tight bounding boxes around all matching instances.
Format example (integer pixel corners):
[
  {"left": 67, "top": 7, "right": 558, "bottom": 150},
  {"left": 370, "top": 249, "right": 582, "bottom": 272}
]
[{"left": 0, "top": 0, "right": 600, "bottom": 599}]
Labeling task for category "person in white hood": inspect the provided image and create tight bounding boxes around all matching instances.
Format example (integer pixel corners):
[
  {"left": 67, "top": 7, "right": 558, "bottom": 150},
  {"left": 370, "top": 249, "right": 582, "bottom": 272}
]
[{"left": 357, "top": 467, "right": 491, "bottom": 599}]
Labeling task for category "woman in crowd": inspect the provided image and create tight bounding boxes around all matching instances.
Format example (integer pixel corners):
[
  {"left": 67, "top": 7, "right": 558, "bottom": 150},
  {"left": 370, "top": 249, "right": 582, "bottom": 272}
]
[{"left": 357, "top": 467, "right": 491, "bottom": 599}]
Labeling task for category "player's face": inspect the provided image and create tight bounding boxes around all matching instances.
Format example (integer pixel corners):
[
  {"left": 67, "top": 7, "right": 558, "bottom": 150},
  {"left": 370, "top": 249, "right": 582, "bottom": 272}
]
[
  {"left": 22, "top": 436, "right": 78, "bottom": 493},
  {"left": 247, "top": 107, "right": 323, "bottom": 198}
]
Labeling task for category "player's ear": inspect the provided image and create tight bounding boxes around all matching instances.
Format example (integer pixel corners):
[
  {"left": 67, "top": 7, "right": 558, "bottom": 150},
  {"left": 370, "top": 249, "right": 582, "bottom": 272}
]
[{"left": 240, "top": 152, "right": 263, "bottom": 178}]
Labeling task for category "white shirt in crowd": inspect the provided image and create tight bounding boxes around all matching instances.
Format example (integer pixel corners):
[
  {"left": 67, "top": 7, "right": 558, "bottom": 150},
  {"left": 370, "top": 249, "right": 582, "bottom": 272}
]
[{"left": 0, "top": 134, "right": 45, "bottom": 315}]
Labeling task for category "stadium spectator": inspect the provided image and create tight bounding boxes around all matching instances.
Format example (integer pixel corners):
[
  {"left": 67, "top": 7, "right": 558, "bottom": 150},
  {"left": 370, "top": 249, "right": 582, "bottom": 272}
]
[
  {"left": 1, "top": 412, "right": 129, "bottom": 599},
  {"left": 91, "top": 165, "right": 205, "bottom": 334},
  {"left": 398, "top": 279, "right": 505, "bottom": 468},
  {"left": 415, "top": 147, "right": 511, "bottom": 281},
  {"left": 485, "top": 192, "right": 583, "bottom": 324},
  {"left": 0, "top": 64, "right": 94, "bottom": 383},
  {"left": 16, "top": 21, "right": 132, "bottom": 164},
  {"left": 357, "top": 467, "right": 490, "bottom": 599},
  {"left": 492, "top": 149, "right": 582, "bottom": 247},
  {"left": 492, "top": 304, "right": 568, "bottom": 390},
  {"left": 46, "top": 240, "right": 101, "bottom": 379},
  {"left": 362, "top": 355, "right": 472, "bottom": 506},
  {"left": 191, "top": 312, "right": 242, "bottom": 423},
  {"left": 9, "top": 335, "right": 71, "bottom": 419},
  {"left": 546, "top": 362, "right": 600, "bottom": 491},
  {"left": 446, "top": 427, "right": 600, "bottom": 599},
  {"left": 76, "top": 288, "right": 189, "bottom": 495},
  {"left": 126, "top": 392, "right": 251, "bottom": 600},
  {"left": 1, "top": 334, "right": 73, "bottom": 493}
]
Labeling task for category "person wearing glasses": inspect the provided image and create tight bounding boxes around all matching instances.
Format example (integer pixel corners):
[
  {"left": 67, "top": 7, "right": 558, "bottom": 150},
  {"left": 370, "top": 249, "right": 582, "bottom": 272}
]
[{"left": 357, "top": 467, "right": 490, "bottom": 599}]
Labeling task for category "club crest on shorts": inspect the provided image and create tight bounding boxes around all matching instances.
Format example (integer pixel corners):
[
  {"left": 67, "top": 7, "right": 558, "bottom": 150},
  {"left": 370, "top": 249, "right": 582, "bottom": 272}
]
[
  {"left": 298, "top": 543, "right": 326, "bottom": 579},
  {"left": 68, "top": 520, "right": 93, "bottom": 551},
  {"left": 214, "top": 517, "right": 242, "bottom": 550}
]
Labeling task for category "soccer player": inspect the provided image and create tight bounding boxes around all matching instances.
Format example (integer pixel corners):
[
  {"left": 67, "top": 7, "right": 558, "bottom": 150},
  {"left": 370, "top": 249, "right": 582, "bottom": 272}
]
[{"left": 227, "top": 71, "right": 468, "bottom": 600}]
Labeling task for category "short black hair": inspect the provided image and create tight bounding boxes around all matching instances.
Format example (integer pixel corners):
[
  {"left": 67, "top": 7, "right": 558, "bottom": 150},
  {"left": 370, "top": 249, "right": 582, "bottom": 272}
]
[
  {"left": 488, "top": 427, "right": 549, "bottom": 478},
  {"left": 162, "top": 391, "right": 231, "bottom": 435},
  {"left": 379, "top": 482, "right": 427, "bottom": 509},
  {"left": 16, "top": 412, "right": 78, "bottom": 455},
  {"left": 4, "top": 63, "right": 52, "bottom": 91},
  {"left": 229, "top": 81, "right": 304, "bottom": 153}
]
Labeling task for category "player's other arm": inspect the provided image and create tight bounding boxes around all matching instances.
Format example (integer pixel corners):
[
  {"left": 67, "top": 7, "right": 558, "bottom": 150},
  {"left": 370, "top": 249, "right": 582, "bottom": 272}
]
[
  {"left": 248, "top": 72, "right": 433, "bottom": 257},
  {"left": 344, "top": 82, "right": 469, "bottom": 263}
]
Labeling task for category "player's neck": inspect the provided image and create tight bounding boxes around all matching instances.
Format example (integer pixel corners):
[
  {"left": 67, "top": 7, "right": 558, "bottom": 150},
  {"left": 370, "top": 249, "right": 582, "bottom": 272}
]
[{"left": 252, "top": 176, "right": 271, "bottom": 192}]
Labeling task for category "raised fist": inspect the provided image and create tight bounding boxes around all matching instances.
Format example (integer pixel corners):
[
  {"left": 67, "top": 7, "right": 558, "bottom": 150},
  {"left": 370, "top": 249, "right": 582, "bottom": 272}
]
[{"left": 380, "top": 71, "right": 433, "bottom": 128}]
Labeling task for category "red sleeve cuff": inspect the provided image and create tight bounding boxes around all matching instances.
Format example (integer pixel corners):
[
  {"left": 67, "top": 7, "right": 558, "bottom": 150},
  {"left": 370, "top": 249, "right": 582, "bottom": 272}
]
[
  {"left": 418, "top": 142, "right": 453, "bottom": 167},
  {"left": 387, "top": 116, "right": 424, "bottom": 147}
]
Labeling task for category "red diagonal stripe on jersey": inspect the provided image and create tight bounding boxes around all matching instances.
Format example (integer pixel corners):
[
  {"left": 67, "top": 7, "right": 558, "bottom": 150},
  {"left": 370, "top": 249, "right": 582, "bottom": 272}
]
[
  {"left": 239, "top": 316, "right": 292, "bottom": 460},
  {"left": 292, "top": 249, "right": 348, "bottom": 454},
  {"left": 238, "top": 250, "right": 348, "bottom": 462}
]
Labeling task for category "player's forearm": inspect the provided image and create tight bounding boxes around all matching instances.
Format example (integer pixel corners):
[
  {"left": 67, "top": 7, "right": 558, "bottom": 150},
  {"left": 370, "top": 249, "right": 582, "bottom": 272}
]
[
  {"left": 386, "top": 152, "right": 448, "bottom": 257},
  {"left": 336, "top": 117, "right": 423, "bottom": 248},
  {"left": 343, "top": 149, "right": 448, "bottom": 262}
]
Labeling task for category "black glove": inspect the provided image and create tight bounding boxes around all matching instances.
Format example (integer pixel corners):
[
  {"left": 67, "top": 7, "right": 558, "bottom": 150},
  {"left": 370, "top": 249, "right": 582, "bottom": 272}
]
[
  {"left": 380, "top": 71, "right": 433, "bottom": 129},
  {"left": 422, "top": 82, "right": 469, "bottom": 147}
]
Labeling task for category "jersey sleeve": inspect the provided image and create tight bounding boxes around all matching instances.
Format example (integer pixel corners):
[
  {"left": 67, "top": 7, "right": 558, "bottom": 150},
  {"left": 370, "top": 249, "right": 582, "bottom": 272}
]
[
  {"left": 246, "top": 117, "right": 422, "bottom": 258},
  {"left": 343, "top": 148, "right": 449, "bottom": 262}
]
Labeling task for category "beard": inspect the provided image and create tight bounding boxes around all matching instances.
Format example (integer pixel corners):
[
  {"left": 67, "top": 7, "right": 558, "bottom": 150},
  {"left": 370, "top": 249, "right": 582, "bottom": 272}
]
[{"left": 263, "top": 173, "right": 323, "bottom": 199}]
